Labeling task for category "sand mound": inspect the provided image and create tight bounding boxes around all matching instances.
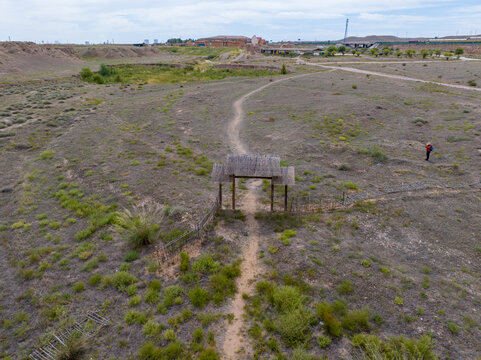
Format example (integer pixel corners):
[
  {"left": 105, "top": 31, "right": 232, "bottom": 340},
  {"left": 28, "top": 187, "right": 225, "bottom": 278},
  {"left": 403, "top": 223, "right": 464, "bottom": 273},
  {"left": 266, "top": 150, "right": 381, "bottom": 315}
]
[
  {"left": 77, "top": 45, "right": 162, "bottom": 59},
  {"left": 0, "top": 42, "right": 81, "bottom": 77}
]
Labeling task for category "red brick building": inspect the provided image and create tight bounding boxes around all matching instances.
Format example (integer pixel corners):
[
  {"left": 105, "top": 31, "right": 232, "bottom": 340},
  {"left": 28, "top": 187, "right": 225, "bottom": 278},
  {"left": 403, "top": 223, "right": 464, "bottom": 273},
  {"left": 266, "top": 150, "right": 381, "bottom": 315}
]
[{"left": 194, "top": 35, "right": 265, "bottom": 48}]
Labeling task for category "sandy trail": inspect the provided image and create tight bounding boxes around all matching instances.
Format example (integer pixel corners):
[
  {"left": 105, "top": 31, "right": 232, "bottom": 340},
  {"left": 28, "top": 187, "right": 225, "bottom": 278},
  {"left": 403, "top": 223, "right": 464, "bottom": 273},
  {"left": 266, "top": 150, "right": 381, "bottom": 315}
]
[
  {"left": 227, "top": 73, "right": 316, "bottom": 154},
  {"left": 306, "top": 61, "right": 481, "bottom": 92},
  {"left": 223, "top": 73, "right": 314, "bottom": 358},
  {"left": 222, "top": 179, "right": 261, "bottom": 360}
]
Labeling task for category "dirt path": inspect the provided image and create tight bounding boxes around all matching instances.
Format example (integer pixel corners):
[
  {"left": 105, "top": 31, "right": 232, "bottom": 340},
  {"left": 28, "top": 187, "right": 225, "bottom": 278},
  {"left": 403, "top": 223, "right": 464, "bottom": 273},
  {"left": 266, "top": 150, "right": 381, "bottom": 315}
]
[
  {"left": 306, "top": 61, "right": 481, "bottom": 92},
  {"left": 227, "top": 73, "right": 316, "bottom": 154},
  {"left": 222, "top": 74, "right": 314, "bottom": 358},
  {"left": 222, "top": 180, "right": 261, "bottom": 360}
]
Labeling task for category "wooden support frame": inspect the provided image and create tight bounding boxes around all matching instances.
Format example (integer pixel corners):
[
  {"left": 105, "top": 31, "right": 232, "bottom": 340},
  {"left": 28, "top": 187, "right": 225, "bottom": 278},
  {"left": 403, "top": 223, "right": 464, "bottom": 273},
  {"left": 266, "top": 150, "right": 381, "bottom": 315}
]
[
  {"left": 219, "top": 183, "right": 222, "bottom": 209},
  {"left": 232, "top": 177, "right": 236, "bottom": 210},
  {"left": 220, "top": 175, "right": 290, "bottom": 212},
  {"left": 270, "top": 181, "right": 274, "bottom": 212}
]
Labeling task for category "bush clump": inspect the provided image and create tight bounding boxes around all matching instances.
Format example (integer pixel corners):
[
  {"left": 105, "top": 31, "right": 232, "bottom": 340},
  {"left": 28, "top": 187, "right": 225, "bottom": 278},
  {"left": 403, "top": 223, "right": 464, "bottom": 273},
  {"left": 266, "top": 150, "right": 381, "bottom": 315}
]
[
  {"left": 189, "top": 286, "right": 210, "bottom": 308},
  {"left": 274, "top": 307, "right": 314, "bottom": 346},
  {"left": 101, "top": 271, "right": 138, "bottom": 292},
  {"left": 116, "top": 204, "right": 162, "bottom": 248},
  {"left": 56, "top": 332, "right": 86, "bottom": 360},
  {"left": 352, "top": 333, "right": 437, "bottom": 359}
]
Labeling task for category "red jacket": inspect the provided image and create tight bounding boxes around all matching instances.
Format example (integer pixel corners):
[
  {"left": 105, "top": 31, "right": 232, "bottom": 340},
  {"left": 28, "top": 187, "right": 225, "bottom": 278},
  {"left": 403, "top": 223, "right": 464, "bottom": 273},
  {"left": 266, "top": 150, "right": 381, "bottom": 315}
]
[{"left": 426, "top": 145, "right": 433, "bottom": 152}]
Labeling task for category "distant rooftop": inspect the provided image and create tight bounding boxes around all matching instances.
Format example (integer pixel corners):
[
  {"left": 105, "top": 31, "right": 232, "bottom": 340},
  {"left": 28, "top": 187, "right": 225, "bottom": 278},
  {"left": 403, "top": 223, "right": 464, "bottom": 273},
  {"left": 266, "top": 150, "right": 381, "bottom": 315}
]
[{"left": 197, "top": 35, "right": 250, "bottom": 41}]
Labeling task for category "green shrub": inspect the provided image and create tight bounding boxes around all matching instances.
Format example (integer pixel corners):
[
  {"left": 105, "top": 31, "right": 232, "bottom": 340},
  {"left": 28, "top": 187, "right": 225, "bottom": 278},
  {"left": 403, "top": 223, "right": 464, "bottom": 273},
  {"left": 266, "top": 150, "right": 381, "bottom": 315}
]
[
  {"left": 127, "top": 284, "right": 138, "bottom": 296},
  {"left": 149, "top": 279, "right": 162, "bottom": 291},
  {"left": 72, "top": 282, "right": 85, "bottom": 293},
  {"left": 88, "top": 274, "right": 102, "bottom": 286},
  {"left": 318, "top": 335, "right": 332, "bottom": 348},
  {"left": 197, "top": 348, "right": 221, "bottom": 360},
  {"left": 210, "top": 273, "right": 236, "bottom": 305},
  {"left": 341, "top": 307, "right": 370, "bottom": 332},
  {"left": 82, "top": 257, "right": 99, "bottom": 272},
  {"left": 138, "top": 342, "right": 163, "bottom": 359},
  {"left": 281, "top": 64, "right": 287, "bottom": 75},
  {"left": 102, "top": 271, "right": 138, "bottom": 292},
  {"left": 145, "top": 288, "right": 161, "bottom": 304},
  {"left": 92, "top": 74, "right": 105, "bottom": 84},
  {"left": 163, "top": 285, "right": 183, "bottom": 307},
  {"left": 274, "top": 307, "right": 313, "bottom": 346},
  {"left": 99, "top": 64, "right": 111, "bottom": 76},
  {"left": 370, "top": 146, "right": 387, "bottom": 163},
  {"left": 316, "top": 302, "right": 342, "bottom": 337},
  {"left": 80, "top": 68, "right": 93, "bottom": 81},
  {"left": 180, "top": 251, "right": 190, "bottom": 272},
  {"left": 163, "top": 329, "right": 177, "bottom": 341},
  {"left": 124, "top": 310, "right": 147, "bottom": 325},
  {"left": 337, "top": 280, "right": 354, "bottom": 295},
  {"left": 189, "top": 286, "right": 210, "bottom": 308},
  {"left": 125, "top": 250, "right": 139, "bottom": 262},
  {"left": 164, "top": 341, "right": 184, "bottom": 358},
  {"left": 129, "top": 295, "right": 142, "bottom": 307},
  {"left": 192, "top": 254, "right": 220, "bottom": 274},
  {"left": 291, "top": 347, "right": 316, "bottom": 360},
  {"left": 56, "top": 332, "right": 86, "bottom": 360},
  {"left": 272, "top": 285, "right": 305, "bottom": 313},
  {"left": 115, "top": 205, "right": 162, "bottom": 248},
  {"left": 143, "top": 320, "right": 163, "bottom": 338},
  {"left": 352, "top": 333, "right": 437, "bottom": 360}
]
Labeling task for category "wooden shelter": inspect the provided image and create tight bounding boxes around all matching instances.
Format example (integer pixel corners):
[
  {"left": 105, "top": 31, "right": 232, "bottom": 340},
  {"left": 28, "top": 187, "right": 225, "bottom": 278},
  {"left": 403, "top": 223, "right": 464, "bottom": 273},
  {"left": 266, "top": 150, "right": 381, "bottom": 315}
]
[{"left": 211, "top": 155, "right": 295, "bottom": 211}]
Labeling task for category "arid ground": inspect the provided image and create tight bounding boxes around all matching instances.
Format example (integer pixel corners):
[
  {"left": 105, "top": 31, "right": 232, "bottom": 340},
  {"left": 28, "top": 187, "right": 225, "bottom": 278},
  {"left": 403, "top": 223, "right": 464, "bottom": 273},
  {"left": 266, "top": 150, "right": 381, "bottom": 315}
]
[{"left": 0, "top": 44, "right": 480, "bottom": 360}]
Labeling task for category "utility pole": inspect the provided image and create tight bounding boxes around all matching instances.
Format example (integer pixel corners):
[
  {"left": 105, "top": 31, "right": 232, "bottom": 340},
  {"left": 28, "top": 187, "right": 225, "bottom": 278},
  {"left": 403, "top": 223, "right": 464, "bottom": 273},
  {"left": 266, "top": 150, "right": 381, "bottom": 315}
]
[{"left": 343, "top": 18, "right": 349, "bottom": 43}]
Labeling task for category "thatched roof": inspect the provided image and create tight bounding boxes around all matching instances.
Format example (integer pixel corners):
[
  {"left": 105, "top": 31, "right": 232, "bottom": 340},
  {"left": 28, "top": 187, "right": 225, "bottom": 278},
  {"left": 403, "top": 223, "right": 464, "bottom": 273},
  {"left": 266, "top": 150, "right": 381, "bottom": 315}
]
[
  {"left": 272, "top": 166, "right": 295, "bottom": 185},
  {"left": 225, "top": 154, "right": 281, "bottom": 178},
  {"left": 211, "top": 155, "right": 294, "bottom": 185}
]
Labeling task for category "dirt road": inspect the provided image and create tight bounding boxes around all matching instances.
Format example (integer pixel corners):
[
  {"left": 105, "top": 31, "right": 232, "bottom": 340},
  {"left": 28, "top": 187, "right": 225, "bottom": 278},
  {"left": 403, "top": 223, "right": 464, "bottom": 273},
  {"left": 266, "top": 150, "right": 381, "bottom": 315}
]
[
  {"left": 223, "top": 73, "right": 314, "bottom": 359},
  {"left": 306, "top": 61, "right": 481, "bottom": 92}
]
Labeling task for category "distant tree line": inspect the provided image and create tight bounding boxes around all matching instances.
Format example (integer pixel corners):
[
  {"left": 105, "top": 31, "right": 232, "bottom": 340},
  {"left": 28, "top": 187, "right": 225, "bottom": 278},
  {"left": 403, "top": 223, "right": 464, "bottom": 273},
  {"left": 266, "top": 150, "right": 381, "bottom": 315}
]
[{"left": 166, "top": 38, "right": 194, "bottom": 44}]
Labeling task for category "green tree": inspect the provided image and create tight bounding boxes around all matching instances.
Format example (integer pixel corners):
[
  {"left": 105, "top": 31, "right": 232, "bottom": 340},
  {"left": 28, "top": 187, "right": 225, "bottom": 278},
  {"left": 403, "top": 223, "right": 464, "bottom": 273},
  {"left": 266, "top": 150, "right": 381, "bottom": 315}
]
[
  {"left": 327, "top": 45, "right": 337, "bottom": 56},
  {"left": 395, "top": 50, "right": 403, "bottom": 57},
  {"left": 337, "top": 45, "right": 346, "bottom": 55},
  {"left": 355, "top": 51, "right": 361, "bottom": 57},
  {"left": 382, "top": 47, "right": 391, "bottom": 56},
  {"left": 420, "top": 49, "right": 428, "bottom": 59},
  {"left": 444, "top": 52, "right": 453, "bottom": 60},
  {"left": 99, "top": 64, "right": 110, "bottom": 77},
  {"left": 454, "top": 48, "right": 464, "bottom": 58},
  {"left": 405, "top": 49, "right": 415, "bottom": 58},
  {"left": 281, "top": 64, "right": 287, "bottom": 74},
  {"left": 351, "top": 49, "right": 356, "bottom": 55},
  {"left": 435, "top": 49, "right": 442, "bottom": 57},
  {"left": 80, "top": 68, "right": 93, "bottom": 81}
]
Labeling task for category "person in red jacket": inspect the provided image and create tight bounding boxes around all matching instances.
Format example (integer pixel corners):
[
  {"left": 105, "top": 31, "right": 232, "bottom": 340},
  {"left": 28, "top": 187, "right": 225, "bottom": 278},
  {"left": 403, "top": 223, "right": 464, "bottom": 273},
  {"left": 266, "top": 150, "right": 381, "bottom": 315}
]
[{"left": 425, "top": 142, "right": 433, "bottom": 161}]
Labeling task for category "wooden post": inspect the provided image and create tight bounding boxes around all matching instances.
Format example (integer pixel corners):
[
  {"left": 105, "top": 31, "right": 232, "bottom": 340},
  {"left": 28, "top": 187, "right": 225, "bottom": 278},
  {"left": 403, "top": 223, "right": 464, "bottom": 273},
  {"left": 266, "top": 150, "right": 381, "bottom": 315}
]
[
  {"left": 219, "top": 183, "right": 222, "bottom": 209},
  {"left": 232, "top": 177, "right": 236, "bottom": 210},
  {"left": 270, "top": 180, "right": 274, "bottom": 212},
  {"left": 284, "top": 185, "right": 288, "bottom": 212}
]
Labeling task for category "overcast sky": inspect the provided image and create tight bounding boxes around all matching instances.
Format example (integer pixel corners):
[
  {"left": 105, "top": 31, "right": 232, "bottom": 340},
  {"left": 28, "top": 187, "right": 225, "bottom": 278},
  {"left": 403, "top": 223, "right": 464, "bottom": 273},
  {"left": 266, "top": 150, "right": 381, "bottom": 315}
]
[{"left": 1, "top": 0, "right": 480, "bottom": 44}]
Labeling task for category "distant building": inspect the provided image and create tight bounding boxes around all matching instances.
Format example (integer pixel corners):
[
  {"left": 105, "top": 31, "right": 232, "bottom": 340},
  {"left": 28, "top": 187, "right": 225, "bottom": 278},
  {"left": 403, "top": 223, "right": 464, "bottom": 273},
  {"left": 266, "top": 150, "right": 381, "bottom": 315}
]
[
  {"left": 251, "top": 35, "right": 266, "bottom": 45},
  {"left": 154, "top": 39, "right": 159, "bottom": 44},
  {"left": 85, "top": 41, "right": 90, "bottom": 45},
  {"left": 194, "top": 35, "right": 265, "bottom": 48},
  {"left": 144, "top": 39, "right": 149, "bottom": 44}
]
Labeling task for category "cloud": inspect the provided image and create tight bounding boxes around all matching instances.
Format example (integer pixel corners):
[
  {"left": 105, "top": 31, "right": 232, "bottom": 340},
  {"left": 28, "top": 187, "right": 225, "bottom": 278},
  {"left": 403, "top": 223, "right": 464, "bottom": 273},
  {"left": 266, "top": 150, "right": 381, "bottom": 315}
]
[{"left": 0, "top": 0, "right": 475, "bottom": 42}]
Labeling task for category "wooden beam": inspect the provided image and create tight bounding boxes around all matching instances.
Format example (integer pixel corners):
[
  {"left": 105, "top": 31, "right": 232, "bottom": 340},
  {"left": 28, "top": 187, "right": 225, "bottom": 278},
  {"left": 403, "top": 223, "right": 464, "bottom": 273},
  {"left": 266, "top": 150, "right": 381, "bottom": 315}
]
[
  {"left": 284, "top": 185, "right": 288, "bottom": 212},
  {"left": 219, "top": 183, "right": 222, "bottom": 208},
  {"left": 270, "top": 181, "right": 274, "bottom": 212},
  {"left": 232, "top": 177, "right": 236, "bottom": 210}
]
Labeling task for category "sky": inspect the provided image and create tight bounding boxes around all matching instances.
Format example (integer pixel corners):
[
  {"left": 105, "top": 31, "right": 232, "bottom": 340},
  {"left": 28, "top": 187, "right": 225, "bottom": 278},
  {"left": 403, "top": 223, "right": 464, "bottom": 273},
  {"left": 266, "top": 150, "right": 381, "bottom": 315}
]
[{"left": 1, "top": 0, "right": 480, "bottom": 44}]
